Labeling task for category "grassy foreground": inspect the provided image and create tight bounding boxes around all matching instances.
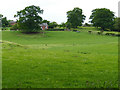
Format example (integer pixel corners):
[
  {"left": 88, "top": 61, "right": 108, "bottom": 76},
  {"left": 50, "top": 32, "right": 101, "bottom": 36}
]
[{"left": 2, "top": 30, "right": 118, "bottom": 88}]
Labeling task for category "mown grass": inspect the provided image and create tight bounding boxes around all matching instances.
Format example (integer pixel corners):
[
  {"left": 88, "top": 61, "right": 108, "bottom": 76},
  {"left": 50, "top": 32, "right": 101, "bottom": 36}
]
[{"left": 2, "top": 30, "right": 118, "bottom": 88}]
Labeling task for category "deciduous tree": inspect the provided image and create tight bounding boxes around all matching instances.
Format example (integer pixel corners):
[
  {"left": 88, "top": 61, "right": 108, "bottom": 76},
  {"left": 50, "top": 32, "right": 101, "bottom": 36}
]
[
  {"left": 90, "top": 8, "right": 115, "bottom": 31},
  {"left": 67, "top": 7, "right": 86, "bottom": 28},
  {"left": 49, "top": 22, "right": 58, "bottom": 29},
  {"left": 2, "top": 17, "right": 9, "bottom": 27},
  {"left": 14, "top": 5, "right": 43, "bottom": 33}
]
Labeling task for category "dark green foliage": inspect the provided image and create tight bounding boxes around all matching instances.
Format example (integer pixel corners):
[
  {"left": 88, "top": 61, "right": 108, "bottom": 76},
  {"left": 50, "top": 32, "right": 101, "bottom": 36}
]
[
  {"left": 2, "top": 17, "right": 10, "bottom": 27},
  {"left": 10, "top": 24, "right": 19, "bottom": 30},
  {"left": 90, "top": 8, "right": 115, "bottom": 31},
  {"left": 47, "top": 29, "right": 64, "bottom": 31},
  {"left": 49, "top": 22, "right": 58, "bottom": 29},
  {"left": 14, "top": 5, "right": 43, "bottom": 33},
  {"left": 113, "top": 17, "right": 120, "bottom": 31},
  {"left": 67, "top": 7, "right": 86, "bottom": 28},
  {"left": 59, "top": 22, "right": 66, "bottom": 28},
  {"left": 66, "top": 22, "right": 72, "bottom": 29},
  {"left": 42, "top": 20, "right": 50, "bottom": 25},
  {"left": 83, "top": 23, "right": 92, "bottom": 27}
]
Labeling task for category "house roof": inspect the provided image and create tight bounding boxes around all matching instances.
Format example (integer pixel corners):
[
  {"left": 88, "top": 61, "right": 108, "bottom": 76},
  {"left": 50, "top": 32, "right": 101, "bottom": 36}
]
[{"left": 40, "top": 23, "right": 48, "bottom": 26}]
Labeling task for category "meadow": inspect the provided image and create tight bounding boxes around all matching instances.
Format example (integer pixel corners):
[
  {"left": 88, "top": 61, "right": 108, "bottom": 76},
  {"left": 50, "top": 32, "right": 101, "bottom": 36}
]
[{"left": 2, "top": 28, "right": 118, "bottom": 88}]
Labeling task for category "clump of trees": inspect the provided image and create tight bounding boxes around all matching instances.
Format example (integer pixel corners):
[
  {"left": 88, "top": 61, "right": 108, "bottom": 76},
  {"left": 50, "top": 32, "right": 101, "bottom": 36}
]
[
  {"left": 2, "top": 17, "right": 10, "bottom": 27},
  {"left": 10, "top": 23, "right": 19, "bottom": 30},
  {"left": 0, "top": 14, "right": 10, "bottom": 28},
  {"left": 59, "top": 22, "right": 66, "bottom": 28},
  {"left": 89, "top": 8, "right": 115, "bottom": 31},
  {"left": 42, "top": 20, "right": 50, "bottom": 25},
  {"left": 1, "top": 6, "right": 120, "bottom": 33},
  {"left": 113, "top": 17, "right": 120, "bottom": 31},
  {"left": 66, "top": 7, "right": 86, "bottom": 28},
  {"left": 14, "top": 5, "right": 43, "bottom": 33},
  {"left": 48, "top": 21, "right": 58, "bottom": 29}
]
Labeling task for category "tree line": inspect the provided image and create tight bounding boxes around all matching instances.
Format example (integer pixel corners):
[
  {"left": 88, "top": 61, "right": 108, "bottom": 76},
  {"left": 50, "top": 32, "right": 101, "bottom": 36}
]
[{"left": 0, "top": 5, "right": 120, "bottom": 33}]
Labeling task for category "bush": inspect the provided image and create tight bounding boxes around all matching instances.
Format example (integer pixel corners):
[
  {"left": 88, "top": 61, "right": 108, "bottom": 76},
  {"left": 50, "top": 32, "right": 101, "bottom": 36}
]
[
  {"left": 97, "top": 32, "right": 102, "bottom": 35},
  {"left": 105, "top": 33, "right": 110, "bottom": 35},
  {"left": 48, "top": 22, "right": 58, "bottom": 29},
  {"left": 2, "top": 28, "right": 6, "bottom": 30},
  {"left": 47, "top": 29, "right": 64, "bottom": 31},
  {"left": 105, "top": 33, "right": 117, "bottom": 36},
  {"left": 73, "top": 30, "right": 77, "bottom": 32},
  {"left": 115, "top": 34, "right": 120, "bottom": 36},
  {"left": 10, "top": 24, "right": 18, "bottom": 30}
]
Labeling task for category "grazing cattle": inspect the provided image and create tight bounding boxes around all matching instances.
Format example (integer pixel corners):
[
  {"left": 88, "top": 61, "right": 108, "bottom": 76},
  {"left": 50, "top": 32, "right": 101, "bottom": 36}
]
[{"left": 88, "top": 31, "right": 92, "bottom": 34}]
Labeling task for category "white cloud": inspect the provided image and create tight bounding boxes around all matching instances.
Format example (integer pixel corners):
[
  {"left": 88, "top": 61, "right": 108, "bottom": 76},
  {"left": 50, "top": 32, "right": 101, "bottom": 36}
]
[{"left": 0, "top": 0, "right": 119, "bottom": 24}]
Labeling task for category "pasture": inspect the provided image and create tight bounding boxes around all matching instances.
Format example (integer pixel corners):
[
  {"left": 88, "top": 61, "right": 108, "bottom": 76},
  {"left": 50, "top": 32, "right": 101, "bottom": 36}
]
[{"left": 2, "top": 29, "right": 118, "bottom": 88}]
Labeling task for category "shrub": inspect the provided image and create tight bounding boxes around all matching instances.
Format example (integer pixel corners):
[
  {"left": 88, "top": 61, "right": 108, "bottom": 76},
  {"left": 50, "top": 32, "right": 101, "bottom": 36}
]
[
  {"left": 115, "top": 34, "right": 120, "bottom": 36},
  {"left": 47, "top": 29, "right": 64, "bottom": 31},
  {"left": 2, "top": 28, "right": 6, "bottom": 30},
  {"left": 105, "top": 33, "right": 110, "bottom": 35},
  {"left": 97, "top": 32, "right": 102, "bottom": 35},
  {"left": 10, "top": 24, "right": 18, "bottom": 30},
  {"left": 73, "top": 30, "right": 77, "bottom": 32}
]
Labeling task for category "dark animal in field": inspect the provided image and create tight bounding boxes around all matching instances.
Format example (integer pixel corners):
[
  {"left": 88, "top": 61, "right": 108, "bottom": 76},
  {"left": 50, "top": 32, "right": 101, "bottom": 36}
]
[
  {"left": 76, "top": 31, "right": 80, "bottom": 33},
  {"left": 88, "top": 31, "right": 92, "bottom": 34},
  {"left": 110, "top": 33, "right": 115, "bottom": 36}
]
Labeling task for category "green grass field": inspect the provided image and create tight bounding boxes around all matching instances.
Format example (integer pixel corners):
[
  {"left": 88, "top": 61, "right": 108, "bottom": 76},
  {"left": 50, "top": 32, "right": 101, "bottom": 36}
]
[{"left": 2, "top": 29, "right": 118, "bottom": 88}]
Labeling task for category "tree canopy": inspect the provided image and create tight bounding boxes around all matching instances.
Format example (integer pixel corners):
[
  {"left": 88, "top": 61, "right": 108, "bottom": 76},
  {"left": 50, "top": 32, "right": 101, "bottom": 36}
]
[
  {"left": 67, "top": 7, "right": 86, "bottom": 28},
  {"left": 2, "top": 17, "right": 10, "bottom": 27},
  {"left": 14, "top": 5, "right": 43, "bottom": 33},
  {"left": 90, "top": 8, "right": 115, "bottom": 31},
  {"left": 42, "top": 20, "right": 50, "bottom": 25},
  {"left": 59, "top": 22, "right": 66, "bottom": 28},
  {"left": 49, "top": 21, "right": 58, "bottom": 29},
  {"left": 113, "top": 17, "right": 120, "bottom": 31},
  {"left": 0, "top": 14, "right": 10, "bottom": 27}
]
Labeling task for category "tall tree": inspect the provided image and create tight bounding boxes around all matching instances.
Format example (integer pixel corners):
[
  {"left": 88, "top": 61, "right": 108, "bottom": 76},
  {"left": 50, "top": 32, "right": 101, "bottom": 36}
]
[
  {"left": 90, "top": 8, "right": 115, "bottom": 31},
  {"left": 14, "top": 5, "right": 43, "bottom": 33},
  {"left": 67, "top": 7, "right": 86, "bottom": 28},
  {"left": 2, "top": 17, "right": 9, "bottom": 27}
]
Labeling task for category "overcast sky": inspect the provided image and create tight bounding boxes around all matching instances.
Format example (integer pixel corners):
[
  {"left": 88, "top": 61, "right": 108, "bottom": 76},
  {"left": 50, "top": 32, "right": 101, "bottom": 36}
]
[{"left": 0, "top": 0, "right": 119, "bottom": 24}]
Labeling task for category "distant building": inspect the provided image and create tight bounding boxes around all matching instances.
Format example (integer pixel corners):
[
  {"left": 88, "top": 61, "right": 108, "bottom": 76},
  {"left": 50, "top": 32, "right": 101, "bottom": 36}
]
[
  {"left": 9, "top": 21, "right": 17, "bottom": 26},
  {"left": 40, "top": 23, "right": 48, "bottom": 30}
]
